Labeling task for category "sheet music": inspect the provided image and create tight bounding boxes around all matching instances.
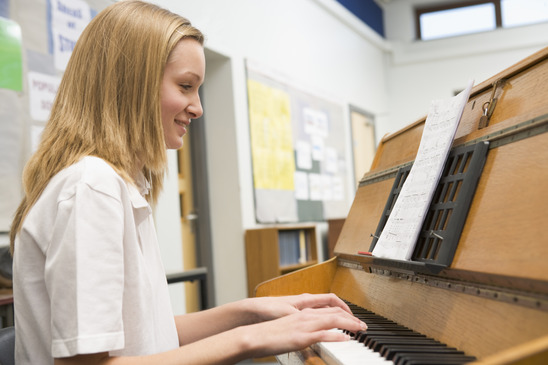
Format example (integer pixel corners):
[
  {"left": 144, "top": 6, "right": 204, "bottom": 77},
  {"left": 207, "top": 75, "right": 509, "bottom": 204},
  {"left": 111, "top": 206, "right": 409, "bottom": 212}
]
[{"left": 372, "top": 80, "right": 474, "bottom": 260}]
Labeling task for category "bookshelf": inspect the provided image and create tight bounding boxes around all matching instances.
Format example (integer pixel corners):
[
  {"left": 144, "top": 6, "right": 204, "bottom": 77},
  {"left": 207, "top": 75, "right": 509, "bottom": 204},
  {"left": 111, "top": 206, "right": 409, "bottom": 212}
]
[{"left": 245, "top": 225, "right": 318, "bottom": 297}]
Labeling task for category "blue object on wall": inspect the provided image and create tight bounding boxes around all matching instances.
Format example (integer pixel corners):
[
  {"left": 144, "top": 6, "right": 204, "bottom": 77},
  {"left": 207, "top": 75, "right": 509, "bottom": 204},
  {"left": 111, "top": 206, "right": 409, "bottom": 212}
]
[
  {"left": 336, "top": 0, "right": 384, "bottom": 37},
  {"left": 0, "top": 0, "right": 8, "bottom": 18}
]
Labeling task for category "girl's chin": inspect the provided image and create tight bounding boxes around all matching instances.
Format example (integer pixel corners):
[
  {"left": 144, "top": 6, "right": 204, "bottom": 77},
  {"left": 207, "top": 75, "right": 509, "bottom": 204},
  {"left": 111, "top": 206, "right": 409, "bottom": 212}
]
[{"left": 166, "top": 139, "right": 184, "bottom": 150}]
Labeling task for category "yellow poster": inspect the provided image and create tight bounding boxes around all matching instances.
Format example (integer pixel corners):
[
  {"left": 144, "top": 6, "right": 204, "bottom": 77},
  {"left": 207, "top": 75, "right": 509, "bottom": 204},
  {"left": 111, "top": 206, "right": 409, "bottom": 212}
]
[{"left": 247, "top": 79, "right": 295, "bottom": 190}]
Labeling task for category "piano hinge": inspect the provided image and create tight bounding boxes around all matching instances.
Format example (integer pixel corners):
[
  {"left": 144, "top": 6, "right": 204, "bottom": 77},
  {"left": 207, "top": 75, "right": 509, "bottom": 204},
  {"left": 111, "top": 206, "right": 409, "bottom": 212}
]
[
  {"left": 338, "top": 258, "right": 364, "bottom": 271},
  {"left": 464, "top": 112, "right": 548, "bottom": 149},
  {"left": 359, "top": 113, "right": 548, "bottom": 188},
  {"left": 368, "top": 267, "right": 548, "bottom": 312},
  {"left": 358, "top": 161, "right": 413, "bottom": 187}
]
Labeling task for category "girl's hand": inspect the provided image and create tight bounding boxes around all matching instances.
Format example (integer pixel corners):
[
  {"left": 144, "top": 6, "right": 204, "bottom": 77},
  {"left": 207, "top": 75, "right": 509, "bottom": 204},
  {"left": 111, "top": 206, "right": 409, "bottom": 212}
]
[
  {"left": 247, "top": 293, "right": 355, "bottom": 322},
  {"left": 241, "top": 305, "right": 367, "bottom": 358}
]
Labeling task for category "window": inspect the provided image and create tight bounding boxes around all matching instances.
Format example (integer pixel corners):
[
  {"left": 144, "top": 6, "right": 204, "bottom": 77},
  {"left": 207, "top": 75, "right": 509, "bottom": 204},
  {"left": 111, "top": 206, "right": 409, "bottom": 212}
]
[
  {"left": 416, "top": 0, "right": 548, "bottom": 40},
  {"left": 502, "top": 0, "right": 548, "bottom": 28}
]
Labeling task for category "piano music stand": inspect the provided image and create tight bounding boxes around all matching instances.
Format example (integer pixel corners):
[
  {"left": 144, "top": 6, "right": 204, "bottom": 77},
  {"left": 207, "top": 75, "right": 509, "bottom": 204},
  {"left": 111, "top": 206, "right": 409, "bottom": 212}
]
[{"left": 369, "top": 141, "right": 489, "bottom": 274}]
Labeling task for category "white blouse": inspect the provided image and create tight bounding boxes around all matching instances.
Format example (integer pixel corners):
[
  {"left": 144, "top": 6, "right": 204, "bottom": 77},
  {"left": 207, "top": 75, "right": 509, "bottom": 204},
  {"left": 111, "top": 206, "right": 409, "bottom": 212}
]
[{"left": 13, "top": 156, "right": 179, "bottom": 364}]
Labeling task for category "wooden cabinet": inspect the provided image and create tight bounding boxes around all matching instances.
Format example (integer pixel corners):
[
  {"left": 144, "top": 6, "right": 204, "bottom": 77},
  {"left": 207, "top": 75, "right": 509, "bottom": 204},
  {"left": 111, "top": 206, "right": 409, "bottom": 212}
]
[{"left": 245, "top": 225, "right": 318, "bottom": 297}]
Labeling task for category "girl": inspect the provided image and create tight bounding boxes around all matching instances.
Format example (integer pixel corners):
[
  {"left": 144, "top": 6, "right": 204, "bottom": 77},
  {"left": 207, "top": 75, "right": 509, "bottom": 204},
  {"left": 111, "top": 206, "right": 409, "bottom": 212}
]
[{"left": 10, "top": 1, "right": 366, "bottom": 364}]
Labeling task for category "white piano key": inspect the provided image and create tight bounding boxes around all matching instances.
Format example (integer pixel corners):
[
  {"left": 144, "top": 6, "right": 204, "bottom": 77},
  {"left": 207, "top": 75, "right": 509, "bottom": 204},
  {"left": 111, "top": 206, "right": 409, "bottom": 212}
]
[{"left": 311, "top": 329, "right": 394, "bottom": 365}]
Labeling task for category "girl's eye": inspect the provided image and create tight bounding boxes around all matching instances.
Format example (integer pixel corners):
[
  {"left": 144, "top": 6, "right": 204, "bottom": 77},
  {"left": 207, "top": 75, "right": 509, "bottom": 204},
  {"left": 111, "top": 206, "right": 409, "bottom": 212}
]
[{"left": 180, "top": 84, "right": 192, "bottom": 91}]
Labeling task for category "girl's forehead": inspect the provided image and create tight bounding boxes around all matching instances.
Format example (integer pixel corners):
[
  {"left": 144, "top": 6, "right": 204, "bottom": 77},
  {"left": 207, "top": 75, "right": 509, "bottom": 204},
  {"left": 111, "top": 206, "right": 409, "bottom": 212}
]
[{"left": 165, "top": 39, "right": 205, "bottom": 78}]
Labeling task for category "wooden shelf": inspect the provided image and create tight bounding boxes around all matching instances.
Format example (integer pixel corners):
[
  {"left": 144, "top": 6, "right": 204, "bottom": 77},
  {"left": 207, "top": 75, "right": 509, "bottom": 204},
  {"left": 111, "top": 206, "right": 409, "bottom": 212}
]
[
  {"left": 280, "top": 260, "right": 318, "bottom": 274},
  {"left": 245, "top": 225, "right": 317, "bottom": 297}
]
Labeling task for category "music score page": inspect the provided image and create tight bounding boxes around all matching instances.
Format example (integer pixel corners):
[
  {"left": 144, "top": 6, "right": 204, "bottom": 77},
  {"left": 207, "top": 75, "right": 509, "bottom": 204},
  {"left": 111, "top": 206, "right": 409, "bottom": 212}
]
[{"left": 372, "top": 80, "right": 474, "bottom": 260}]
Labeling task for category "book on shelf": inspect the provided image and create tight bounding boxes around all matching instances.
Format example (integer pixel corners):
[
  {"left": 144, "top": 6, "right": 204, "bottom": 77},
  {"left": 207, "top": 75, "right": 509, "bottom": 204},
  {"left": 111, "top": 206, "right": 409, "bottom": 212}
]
[{"left": 278, "top": 229, "right": 310, "bottom": 267}]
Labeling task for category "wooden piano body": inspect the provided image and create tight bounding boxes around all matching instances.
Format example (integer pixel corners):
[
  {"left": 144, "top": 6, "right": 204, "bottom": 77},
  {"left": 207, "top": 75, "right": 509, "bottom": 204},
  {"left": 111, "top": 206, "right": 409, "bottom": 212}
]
[{"left": 255, "top": 47, "right": 548, "bottom": 364}]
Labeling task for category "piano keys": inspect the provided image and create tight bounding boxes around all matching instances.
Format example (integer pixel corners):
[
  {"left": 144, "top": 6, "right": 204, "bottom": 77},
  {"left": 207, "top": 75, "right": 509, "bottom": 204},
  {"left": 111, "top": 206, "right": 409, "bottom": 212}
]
[
  {"left": 255, "top": 46, "right": 548, "bottom": 365},
  {"left": 313, "top": 332, "right": 393, "bottom": 365},
  {"left": 314, "top": 301, "right": 476, "bottom": 365}
]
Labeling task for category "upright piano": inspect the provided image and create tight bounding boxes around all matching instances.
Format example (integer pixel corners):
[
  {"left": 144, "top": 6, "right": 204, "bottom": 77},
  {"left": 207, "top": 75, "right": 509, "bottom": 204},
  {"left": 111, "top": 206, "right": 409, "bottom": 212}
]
[{"left": 255, "top": 47, "right": 548, "bottom": 364}]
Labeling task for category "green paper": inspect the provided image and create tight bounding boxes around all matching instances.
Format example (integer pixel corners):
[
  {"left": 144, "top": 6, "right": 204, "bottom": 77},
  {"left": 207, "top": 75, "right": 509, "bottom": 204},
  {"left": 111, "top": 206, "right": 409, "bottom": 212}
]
[{"left": 0, "top": 17, "right": 23, "bottom": 91}]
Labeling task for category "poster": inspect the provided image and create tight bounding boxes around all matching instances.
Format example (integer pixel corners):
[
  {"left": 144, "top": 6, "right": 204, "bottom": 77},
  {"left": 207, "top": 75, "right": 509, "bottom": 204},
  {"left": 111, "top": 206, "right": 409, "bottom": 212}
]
[
  {"left": 0, "top": 90, "right": 22, "bottom": 232},
  {"left": 247, "top": 65, "right": 350, "bottom": 223},
  {"left": 28, "top": 71, "right": 61, "bottom": 121},
  {"left": 50, "top": 0, "right": 91, "bottom": 71},
  {"left": 247, "top": 79, "right": 296, "bottom": 191},
  {"left": 0, "top": 17, "right": 23, "bottom": 91}
]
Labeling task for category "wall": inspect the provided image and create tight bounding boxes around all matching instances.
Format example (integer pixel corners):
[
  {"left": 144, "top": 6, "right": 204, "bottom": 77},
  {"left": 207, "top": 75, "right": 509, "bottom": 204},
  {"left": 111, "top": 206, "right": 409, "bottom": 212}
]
[
  {"left": 1, "top": 0, "right": 187, "bottom": 313},
  {"left": 1, "top": 0, "right": 391, "bottom": 312},
  {"left": 154, "top": 150, "right": 186, "bottom": 314},
  {"left": 5, "top": 0, "right": 546, "bottom": 311},
  {"left": 176, "top": 0, "right": 548, "bottom": 306},
  {"left": 154, "top": 0, "right": 391, "bottom": 305},
  {"left": 382, "top": 0, "right": 548, "bottom": 136}
]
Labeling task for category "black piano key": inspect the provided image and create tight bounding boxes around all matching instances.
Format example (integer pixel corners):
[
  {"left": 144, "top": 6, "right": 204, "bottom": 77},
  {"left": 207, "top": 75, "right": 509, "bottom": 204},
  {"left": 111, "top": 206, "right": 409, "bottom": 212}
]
[
  {"left": 368, "top": 325, "right": 410, "bottom": 330},
  {"left": 351, "top": 328, "right": 419, "bottom": 340},
  {"left": 390, "top": 345, "right": 463, "bottom": 356},
  {"left": 359, "top": 329, "right": 419, "bottom": 334},
  {"left": 400, "top": 360, "right": 471, "bottom": 365},
  {"left": 357, "top": 330, "right": 425, "bottom": 342},
  {"left": 400, "top": 354, "right": 477, "bottom": 365},
  {"left": 386, "top": 346, "right": 463, "bottom": 361},
  {"left": 352, "top": 320, "right": 403, "bottom": 328},
  {"left": 370, "top": 338, "right": 442, "bottom": 352},
  {"left": 363, "top": 331, "right": 428, "bottom": 344},
  {"left": 364, "top": 335, "right": 416, "bottom": 347},
  {"left": 396, "top": 352, "right": 476, "bottom": 365},
  {"left": 382, "top": 344, "right": 454, "bottom": 359},
  {"left": 358, "top": 323, "right": 415, "bottom": 331},
  {"left": 345, "top": 322, "right": 415, "bottom": 338},
  {"left": 396, "top": 356, "right": 473, "bottom": 365}
]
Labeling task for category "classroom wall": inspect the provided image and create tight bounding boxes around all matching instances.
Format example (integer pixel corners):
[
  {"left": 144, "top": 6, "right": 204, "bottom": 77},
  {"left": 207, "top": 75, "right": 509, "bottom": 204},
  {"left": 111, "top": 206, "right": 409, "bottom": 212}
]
[
  {"left": 1, "top": 0, "right": 390, "bottom": 314},
  {"left": 0, "top": 0, "right": 188, "bottom": 313},
  {"left": 153, "top": 0, "right": 392, "bottom": 306},
  {"left": 170, "top": 0, "right": 548, "bottom": 306},
  {"left": 3, "top": 0, "right": 547, "bottom": 312},
  {"left": 382, "top": 0, "right": 548, "bottom": 135}
]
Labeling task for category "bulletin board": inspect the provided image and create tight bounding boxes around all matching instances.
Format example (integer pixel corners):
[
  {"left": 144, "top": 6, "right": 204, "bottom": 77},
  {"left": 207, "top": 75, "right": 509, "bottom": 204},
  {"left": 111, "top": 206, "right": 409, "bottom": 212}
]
[
  {"left": 0, "top": 15, "right": 23, "bottom": 232},
  {"left": 0, "top": 0, "right": 109, "bottom": 232},
  {"left": 246, "top": 64, "right": 351, "bottom": 223}
]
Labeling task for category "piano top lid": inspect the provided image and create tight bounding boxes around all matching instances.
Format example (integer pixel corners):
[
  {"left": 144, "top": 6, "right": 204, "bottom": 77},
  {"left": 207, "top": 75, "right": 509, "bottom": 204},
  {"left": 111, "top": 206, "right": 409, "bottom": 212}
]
[
  {"left": 377, "top": 46, "right": 548, "bottom": 147},
  {"left": 369, "top": 45, "right": 548, "bottom": 175}
]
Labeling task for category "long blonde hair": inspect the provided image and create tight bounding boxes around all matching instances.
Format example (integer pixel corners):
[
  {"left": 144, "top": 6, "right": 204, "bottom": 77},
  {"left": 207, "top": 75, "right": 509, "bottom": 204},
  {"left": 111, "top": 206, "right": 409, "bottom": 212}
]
[{"left": 10, "top": 0, "right": 204, "bottom": 250}]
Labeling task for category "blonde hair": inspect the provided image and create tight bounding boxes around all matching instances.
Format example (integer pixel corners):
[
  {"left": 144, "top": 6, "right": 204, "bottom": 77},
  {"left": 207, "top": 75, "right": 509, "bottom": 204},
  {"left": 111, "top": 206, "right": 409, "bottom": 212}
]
[{"left": 10, "top": 0, "right": 204, "bottom": 250}]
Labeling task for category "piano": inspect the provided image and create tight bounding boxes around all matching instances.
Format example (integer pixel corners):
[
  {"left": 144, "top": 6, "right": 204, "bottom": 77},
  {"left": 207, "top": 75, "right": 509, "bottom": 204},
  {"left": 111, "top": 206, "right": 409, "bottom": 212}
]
[{"left": 255, "top": 46, "right": 548, "bottom": 364}]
